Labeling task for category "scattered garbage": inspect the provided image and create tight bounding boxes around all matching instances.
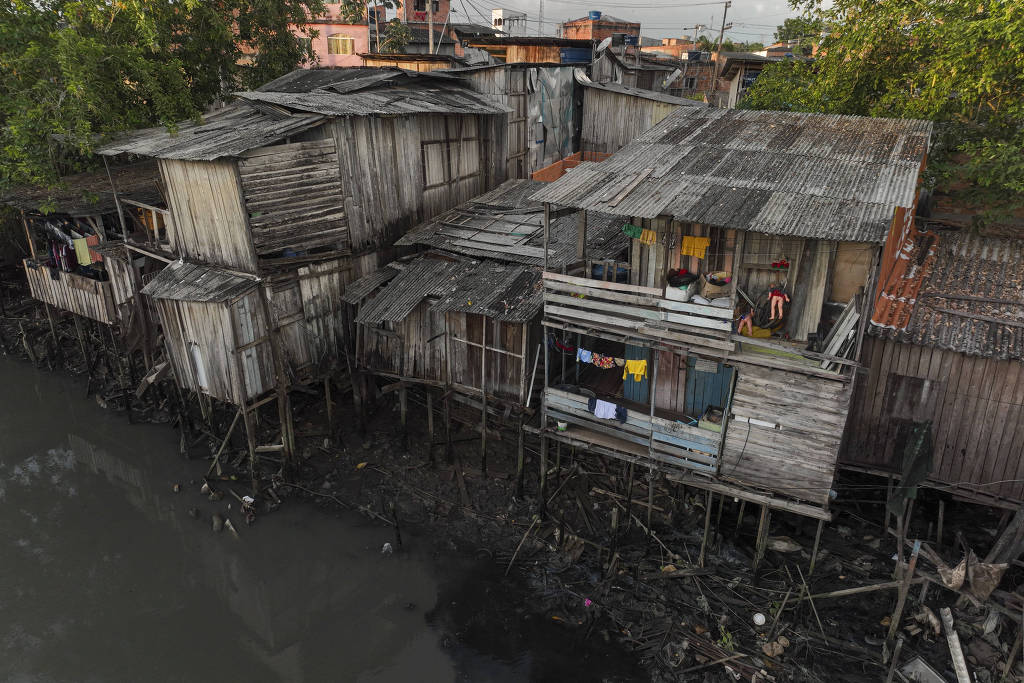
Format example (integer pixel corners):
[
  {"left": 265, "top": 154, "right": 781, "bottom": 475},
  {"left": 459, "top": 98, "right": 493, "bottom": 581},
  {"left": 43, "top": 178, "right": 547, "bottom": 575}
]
[
  {"left": 211, "top": 513, "right": 224, "bottom": 532},
  {"left": 381, "top": 542, "right": 393, "bottom": 555},
  {"left": 752, "top": 612, "right": 766, "bottom": 626}
]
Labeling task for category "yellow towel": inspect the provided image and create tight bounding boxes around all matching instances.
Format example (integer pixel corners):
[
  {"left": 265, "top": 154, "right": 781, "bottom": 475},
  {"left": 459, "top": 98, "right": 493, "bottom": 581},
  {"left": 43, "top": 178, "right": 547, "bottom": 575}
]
[
  {"left": 623, "top": 359, "right": 648, "bottom": 382},
  {"left": 639, "top": 229, "right": 657, "bottom": 246},
  {"left": 680, "top": 236, "right": 711, "bottom": 259},
  {"left": 73, "top": 238, "right": 91, "bottom": 265}
]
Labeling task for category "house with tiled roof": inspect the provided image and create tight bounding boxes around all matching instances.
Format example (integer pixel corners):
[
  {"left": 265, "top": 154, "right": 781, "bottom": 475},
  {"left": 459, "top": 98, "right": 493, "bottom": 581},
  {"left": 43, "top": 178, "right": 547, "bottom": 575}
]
[{"left": 842, "top": 223, "right": 1024, "bottom": 507}]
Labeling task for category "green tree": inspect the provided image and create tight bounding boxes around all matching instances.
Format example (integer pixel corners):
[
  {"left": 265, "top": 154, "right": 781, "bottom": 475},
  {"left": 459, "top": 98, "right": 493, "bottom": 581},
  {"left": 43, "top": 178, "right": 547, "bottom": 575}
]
[
  {"left": 0, "top": 0, "right": 325, "bottom": 193},
  {"left": 774, "top": 16, "right": 825, "bottom": 43},
  {"left": 378, "top": 18, "right": 411, "bottom": 54},
  {"left": 744, "top": 0, "right": 1024, "bottom": 217}
]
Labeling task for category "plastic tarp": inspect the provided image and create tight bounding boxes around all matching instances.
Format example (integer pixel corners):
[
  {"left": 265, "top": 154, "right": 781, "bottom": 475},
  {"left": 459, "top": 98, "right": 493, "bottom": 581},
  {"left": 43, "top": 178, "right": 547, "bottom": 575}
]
[{"left": 527, "top": 67, "right": 576, "bottom": 173}]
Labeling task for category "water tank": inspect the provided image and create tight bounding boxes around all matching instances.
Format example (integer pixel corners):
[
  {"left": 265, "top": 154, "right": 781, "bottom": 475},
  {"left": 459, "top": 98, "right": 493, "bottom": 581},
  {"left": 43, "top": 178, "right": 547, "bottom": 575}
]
[{"left": 588, "top": 10, "right": 602, "bottom": 20}]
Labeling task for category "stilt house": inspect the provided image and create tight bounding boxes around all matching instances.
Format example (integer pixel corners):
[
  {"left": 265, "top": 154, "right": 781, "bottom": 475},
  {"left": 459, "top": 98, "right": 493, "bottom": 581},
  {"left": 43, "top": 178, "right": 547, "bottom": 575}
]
[
  {"left": 343, "top": 180, "right": 627, "bottom": 431},
  {"left": 97, "top": 68, "right": 509, "bottom": 417},
  {"left": 4, "top": 162, "right": 164, "bottom": 328},
  {"left": 529, "top": 107, "right": 932, "bottom": 521},
  {"left": 843, "top": 227, "right": 1024, "bottom": 508}
]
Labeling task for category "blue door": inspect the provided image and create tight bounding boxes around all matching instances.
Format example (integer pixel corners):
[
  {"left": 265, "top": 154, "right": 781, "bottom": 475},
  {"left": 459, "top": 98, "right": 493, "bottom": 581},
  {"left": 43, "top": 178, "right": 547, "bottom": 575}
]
[{"left": 684, "top": 357, "right": 734, "bottom": 418}]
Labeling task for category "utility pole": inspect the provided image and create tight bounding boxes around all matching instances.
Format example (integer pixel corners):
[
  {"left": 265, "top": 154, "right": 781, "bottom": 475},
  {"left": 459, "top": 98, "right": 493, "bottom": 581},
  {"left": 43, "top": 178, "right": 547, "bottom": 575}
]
[
  {"left": 714, "top": 1, "right": 731, "bottom": 57},
  {"left": 707, "top": 1, "right": 731, "bottom": 100},
  {"left": 538, "top": 0, "right": 544, "bottom": 36},
  {"left": 428, "top": 0, "right": 434, "bottom": 56}
]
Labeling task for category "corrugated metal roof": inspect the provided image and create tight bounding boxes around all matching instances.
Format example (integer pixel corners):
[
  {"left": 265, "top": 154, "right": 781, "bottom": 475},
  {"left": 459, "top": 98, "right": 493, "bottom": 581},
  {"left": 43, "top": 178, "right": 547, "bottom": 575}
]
[
  {"left": 2, "top": 160, "right": 162, "bottom": 216},
  {"left": 99, "top": 69, "right": 506, "bottom": 161},
  {"left": 98, "top": 103, "right": 326, "bottom": 161},
  {"left": 395, "top": 180, "right": 628, "bottom": 267},
  {"left": 581, "top": 80, "right": 706, "bottom": 107},
  {"left": 341, "top": 265, "right": 400, "bottom": 304},
  {"left": 355, "top": 254, "right": 544, "bottom": 325},
  {"left": 142, "top": 260, "right": 258, "bottom": 303},
  {"left": 872, "top": 230, "right": 1024, "bottom": 360},
  {"left": 530, "top": 107, "right": 932, "bottom": 243}
]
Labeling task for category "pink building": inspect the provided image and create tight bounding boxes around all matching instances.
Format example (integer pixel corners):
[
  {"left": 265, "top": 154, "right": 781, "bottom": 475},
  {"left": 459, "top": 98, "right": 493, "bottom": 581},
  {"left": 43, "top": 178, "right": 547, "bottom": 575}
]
[{"left": 293, "top": 5, "right": 374, "bottom": 68}]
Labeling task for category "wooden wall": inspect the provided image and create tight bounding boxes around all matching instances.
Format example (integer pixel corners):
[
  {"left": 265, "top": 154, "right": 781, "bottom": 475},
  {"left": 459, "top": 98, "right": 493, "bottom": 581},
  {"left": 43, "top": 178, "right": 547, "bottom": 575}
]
[
  {"left": 154, "top": 292, "right": 274, "bottom": 405},
  {"left": 581, "top": 88, "right": 681, "bottom": 154},
  {"left": 360, "top": 299, "right": 446, "bottom": 383},
  {"left": 842, "top": 336, "right": 1024, "bottom": 504},
  {"left": 24, "top": 260, "right": 117, "bottom": 324},
  {"left": 720, "top": 361, "right": 851, "bottom": 506},
  {"left": 297, "top": 258, "right": 352, "bottom": 373},
  {"left": 330, "top": 112, "right": 507, "bottom": 257},
  {"left": 159, "top": 159, "right": 255, "bottom": 272},
  {"left": 448, "top": 313, "right": 528, "bottom": 403},
  {"left": 238, "top": 136, "right": 349, "bottom": 264},
  {"left": 506, "top": 45, "right": 562, "bottom": 63}
]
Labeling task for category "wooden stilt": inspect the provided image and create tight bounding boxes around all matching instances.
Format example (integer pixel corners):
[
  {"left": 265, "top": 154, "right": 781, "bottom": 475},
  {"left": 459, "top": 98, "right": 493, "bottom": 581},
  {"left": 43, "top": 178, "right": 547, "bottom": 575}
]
[
  {"left": 699, "top": 489, "right": 713, "bottom": 567},
  {"left": 715, "top": 491, "right": 725, "bottom": 531},
  {"left": 937, "top": 499, "right": 945, "bottom": 548},
  {"left": 480, "top": 322, "right": 488, "bottom": 477},
  {"left": 887, "top": 540, "right": 921, "bottom": 649},
  {"left": 647, "top": 471, "right": 655, "bottom": 530},
  {"left": 539, "top": 435, "right": 548, "bottom": 517},
  {"left": 809, "top": 518, "right": 825, "bottom": 577},
  {"left": 515, "top": 417, "right": 525, "bottom": 497},
  {"left": 444, "top": 394, "right": 453, "bottom": 463},
  {"left": 207, "top": 407, "right": 242, "bottom": 477},
  {"left": 399, "top": 384, "right": 408, "bottom": 447},
  {"left": 325, "top": 376, "right": 334, "bottom": 436},
  {"left": 72, "top": 315, "right": 90, "bottom": 380},
  {"left": 426, "top": 392, "right": 435, "bottom": 464},
  {"left": 753, "top": 505, "right": 770, "bottom": 572},
  {"left": 736, "top": 499, "right": 746, "bottom": 532},
  {"left": 623, "top": 460, "right": 635, "bottom": 532},
  {"left": 240, "top": 405, "right": 258, "bottom": 492},
  {"left": 885, "top": 474, "right": 894, "bottom": 530}
]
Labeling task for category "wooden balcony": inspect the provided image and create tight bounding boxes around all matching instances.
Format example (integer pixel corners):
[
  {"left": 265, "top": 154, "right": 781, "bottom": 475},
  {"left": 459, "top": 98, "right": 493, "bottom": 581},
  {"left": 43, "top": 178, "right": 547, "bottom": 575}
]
[
  {"left": 544, "top": 387, "right": 724, "bottom": 474},
  {"left": 24, "top": 259, "right": 117, "bottom": 324},
  {"left": 542, "top": 271, "right": 734, "bottom": 354}
]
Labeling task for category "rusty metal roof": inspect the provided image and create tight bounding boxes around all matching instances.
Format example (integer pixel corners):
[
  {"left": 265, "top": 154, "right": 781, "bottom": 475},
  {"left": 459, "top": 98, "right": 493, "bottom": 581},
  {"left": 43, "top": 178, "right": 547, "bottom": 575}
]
[
  {"left": 354, "top": 253, "right": 544, "bottom": 325},
  {"left": 871, "top": 230, "right": 1024, "bottom": 360},
  {"left": 530, "top": 107, "right": 932, "bottom": 242},
  {"left": 142, "top": 260, "right": 259, "bottom": 303},
  {"left": 395, "top": 180, "right": 628, "bottom": 267}
]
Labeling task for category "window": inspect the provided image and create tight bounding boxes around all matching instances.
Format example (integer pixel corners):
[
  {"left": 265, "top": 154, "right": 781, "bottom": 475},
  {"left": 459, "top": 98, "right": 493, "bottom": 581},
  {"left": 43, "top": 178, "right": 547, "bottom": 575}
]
[
  {"left": 414, "top": 0, "right": 440, "bottom": 11},
  {"left": 683, "top": 77, "right": 696, "bottom": 90},
  {"left": 494, "top": 17, "right": 503, "bottom": 26},
  {"left": 327, "top": 34, "right": 355, "bottom": 55}
]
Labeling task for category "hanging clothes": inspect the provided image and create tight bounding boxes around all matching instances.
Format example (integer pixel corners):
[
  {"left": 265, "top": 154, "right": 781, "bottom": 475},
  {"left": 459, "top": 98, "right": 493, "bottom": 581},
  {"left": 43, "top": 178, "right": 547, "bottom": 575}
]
[
  {"left": 621, "top": 223, "right": 643, "bottom": 239},
  {"left": 73, "top": 238, "right": 91, "bottom": 266},
  {"left": 613, "top": 357, "right": 625, "bottom": 368},
  {"left": 639, "top": 229, "right": 657, "bottom": 246},
  {"left": 591, "top": 353, "right": 614, "bottom": 369},
  {"left": 587, "top": 397, "right": 618, "bottom": 420},
  {"left": 623, "top": 359, "right": 648, "bottom": 382},
  {"left": 86, "top": 234, "right": 102, "bottom": 263},
  {"left": 680, "top": 236, "right": 711, "bottom": 259},
  {"left": 576, "top": 348, "right": 593, "bottom": 364}
]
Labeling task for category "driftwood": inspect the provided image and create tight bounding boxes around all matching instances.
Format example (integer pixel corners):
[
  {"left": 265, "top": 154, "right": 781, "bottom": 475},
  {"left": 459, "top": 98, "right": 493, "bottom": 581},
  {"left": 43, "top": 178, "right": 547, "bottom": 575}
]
[{"left": 940, "top": 607, "right": 971, "bottom": 683}]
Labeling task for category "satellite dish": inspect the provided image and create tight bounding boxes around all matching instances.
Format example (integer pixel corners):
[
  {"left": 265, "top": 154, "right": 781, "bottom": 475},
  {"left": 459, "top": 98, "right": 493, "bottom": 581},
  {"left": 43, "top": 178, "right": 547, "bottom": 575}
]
[{"left": 596, "top": 36, "right": 612, "bottom": 53}]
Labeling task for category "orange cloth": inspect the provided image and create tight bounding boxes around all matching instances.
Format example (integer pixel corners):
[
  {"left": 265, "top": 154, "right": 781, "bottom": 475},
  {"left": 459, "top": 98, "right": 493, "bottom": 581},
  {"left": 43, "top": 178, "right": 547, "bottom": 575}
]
[{"left": 680, "top": 236, "right": 710, "bottom": 259}]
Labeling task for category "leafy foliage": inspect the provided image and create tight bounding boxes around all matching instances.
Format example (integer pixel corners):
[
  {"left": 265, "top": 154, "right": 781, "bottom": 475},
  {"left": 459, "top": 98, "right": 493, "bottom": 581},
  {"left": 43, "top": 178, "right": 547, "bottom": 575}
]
[
  {"left": 0, "top": 0, "right": 325, "bottom": 192},
  {"left": 773, "top": 16, "right": 825, "bottom": 53},
  {"left": 378, "top": 18, "right": 412, "bottom": 54},
  {"left": 743, "top": 0, "right": 1024, "bottom": 216}
]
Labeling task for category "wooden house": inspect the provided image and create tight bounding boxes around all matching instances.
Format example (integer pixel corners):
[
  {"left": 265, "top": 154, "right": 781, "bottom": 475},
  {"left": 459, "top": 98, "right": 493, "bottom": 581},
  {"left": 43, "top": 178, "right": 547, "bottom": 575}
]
[
  {"left": 528, "top": 107, "right": 932, "bottom": 533},
  {"left": 447, "top": 63, "right": 580, "bottom": 180},
  {"left": 3, "top": 161, "right": 168, "bottom": 345},
  {"left": 97, "top": 68, "right": 509, "bottom": 461},
  {"left": 842, "top": 228, "right": 1024, "bottom": 509},
  {"left": 343, "top": 180, "right": 628, "bottom": 453},
  {"left": 461, "top": 37, "right": 593, "bottom": 65},
  {"left": 577, "top": 76, "right": 706, "bottom": 155}
]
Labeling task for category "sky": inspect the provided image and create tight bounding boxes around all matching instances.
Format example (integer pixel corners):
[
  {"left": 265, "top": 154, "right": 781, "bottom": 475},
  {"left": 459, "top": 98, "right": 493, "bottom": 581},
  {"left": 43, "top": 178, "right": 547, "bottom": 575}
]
[{"left": 447, "top": 0, "right": 802, "bottom": 44}]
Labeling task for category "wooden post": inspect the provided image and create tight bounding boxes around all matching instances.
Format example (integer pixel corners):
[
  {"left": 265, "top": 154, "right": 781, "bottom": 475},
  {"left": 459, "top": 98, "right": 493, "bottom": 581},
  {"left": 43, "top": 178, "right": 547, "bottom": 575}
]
[
  {"left": 102, "top": 156, "right": 131, "bottom": 243},
  {"left": 940, "top": 607, "right": 971, "bottom": 683},
  {"left": 444, "top": 393, "right": 453, "bottom": 463},
  {"left": 647, "top": 471, "right": 655, "bottom": 530},
  {"left": 887, "top": 539, "right": 921, "bottom": 648},
  {"left": 426, "top": 392, "right": 435, "bottom": 462},
  {"left": 258, "top": 285, "right": 295, "bottom": 467},
  {"left": 622, "top": 460, "right": 635, "bottom": 532},
  {"left": 72, "top": 315, "right": 90, "bottom": 380},
  {"left": 515, "top": 416, "right": 525, "bottom": 497},
  {"left": 240, "top": 404, "right": 258, "bottom": 489},
  {"left": 885, "top": 473, "right": 894, "bottom": 530},
  {"left": 324, "top": 376, "right": 334, "bottom": 437},
  {"left": 539, "top": 435, "right": 548, "bottom": 517},
  {"left": 736, "top": 499, "right": 746, "bottom": 532},
  {"left": 20, "top": 210, "right": 37, "bottom": 260},
  {"left": 542, "top": 202, "right": 551, "bottom": 272},
  {"left": 699, "top": 489, "right": 713, "bottom": 567},
  {"left": 753, "top": 505, "right": 770, "bottom": 572},
  {"left": 576, "top": 209, "right": 587, "bottom": 261},
  {"left": 937, "top": 499, "right": 945, "bottom": 548},
  {"left": 884, "top": 635, "right": 905, "bottom": 683},
  {"left": 808, "top": 518, "right": 825, "bottom": 577},
  {"left": 399, "top": 384, "right": 408, "bottom": 435},
  {"left": 480, "top": 319, "right": 488, "bottom": 476}
]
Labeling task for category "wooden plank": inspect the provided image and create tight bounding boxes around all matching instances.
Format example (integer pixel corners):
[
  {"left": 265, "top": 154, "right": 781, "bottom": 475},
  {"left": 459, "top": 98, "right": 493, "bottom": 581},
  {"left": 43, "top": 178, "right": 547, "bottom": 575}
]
[
  {"left": 661, "top": 310, "right": 732, "bottom": 332},
  {"left": 544, "top": 279, "right": 661, "bottom": 306},
  {"left": 657, "top": 298, "right": 734, "bottom": 319},
  {"left": 543, "top": 270, "right": 663, "bottom": 297}
]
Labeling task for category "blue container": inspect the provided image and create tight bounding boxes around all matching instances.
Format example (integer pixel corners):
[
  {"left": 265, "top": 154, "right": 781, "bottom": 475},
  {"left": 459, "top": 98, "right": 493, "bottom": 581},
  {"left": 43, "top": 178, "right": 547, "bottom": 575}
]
[{"left": 588, "top": 10, "right": 602, "bottom": 20}]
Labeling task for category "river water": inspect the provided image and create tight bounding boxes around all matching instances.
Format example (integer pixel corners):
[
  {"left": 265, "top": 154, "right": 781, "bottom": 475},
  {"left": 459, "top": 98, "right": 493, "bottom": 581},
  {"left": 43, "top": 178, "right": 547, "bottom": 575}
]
[{"left": 0, "top": 358, "right": 639, "bottom": 682}]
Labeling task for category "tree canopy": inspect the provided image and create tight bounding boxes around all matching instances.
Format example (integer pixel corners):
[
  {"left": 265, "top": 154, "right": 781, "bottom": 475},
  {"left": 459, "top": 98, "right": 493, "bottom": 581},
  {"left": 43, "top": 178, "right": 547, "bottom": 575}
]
[
  {"left": 742, "top": 0, "right": 1024, "bottom": 217},
  {"left": 773, "top": 16, "right": 824, "bottom": 53},
  {"left": 0, "top": 0, "right": 325, "bottom": 192}
]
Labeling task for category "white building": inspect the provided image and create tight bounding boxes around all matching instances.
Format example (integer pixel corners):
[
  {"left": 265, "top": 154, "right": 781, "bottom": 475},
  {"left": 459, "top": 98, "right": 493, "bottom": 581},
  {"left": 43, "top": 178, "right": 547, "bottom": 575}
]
[{"left": 491, "top": 8, "right": 529, "bottom": 36}]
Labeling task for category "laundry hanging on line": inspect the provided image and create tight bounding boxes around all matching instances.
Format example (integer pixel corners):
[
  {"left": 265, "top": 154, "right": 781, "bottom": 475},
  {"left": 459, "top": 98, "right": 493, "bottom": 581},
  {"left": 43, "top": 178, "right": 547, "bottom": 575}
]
[
  {"left": 680, "top": 236, "right": 711, "bottom": 259},
  {"left": 623, "top": 359, "right": 648, "bottom": 382},
  {"left": 587, "top": 397, "right": 628, "bottom": 423}
]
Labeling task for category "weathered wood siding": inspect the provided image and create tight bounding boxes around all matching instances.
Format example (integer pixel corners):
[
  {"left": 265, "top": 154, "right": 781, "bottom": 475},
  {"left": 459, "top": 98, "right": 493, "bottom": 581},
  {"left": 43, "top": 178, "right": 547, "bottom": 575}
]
[
  {"left": 719, "top": 361, "right": 851, "bottom": 506},
  {"left": 159, "top": 159, "right": 255, "bottom": 272},
  {"left": 448, "top": 313, "right": 527, "bottom": 402},
  {"left": 506, "top": 45, "right": 562, "bottom": 63},
  {"left": 23, "top": 260, "right": 116, "bottom": 324},
  {"left": 238, "top": 137, "right": 349, "bottom": 262},
  {"left": 270, "top": 277, "right": 313, "bottom": 376},
  {"left": 360, "top": 300, "right": 446, "bottom": 382},
  {"left": 331, "top": 113, "right": 507, "bottom": 257},
  {"left": 581, "top": 88, "right": 681, "bottom": 154},
  {"left": 154, "top": 292, "right": 273, "bottom": 405},
  {"left": 842, "top": 336, "right": 1024, "bottom": 504},
  {"left": 298, "top": 258, "right": 351, "bottom": 371}
]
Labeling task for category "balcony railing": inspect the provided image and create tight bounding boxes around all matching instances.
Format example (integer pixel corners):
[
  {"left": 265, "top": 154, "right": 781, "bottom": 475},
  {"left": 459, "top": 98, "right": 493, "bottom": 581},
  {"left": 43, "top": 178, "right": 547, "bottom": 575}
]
[
  {"left": 542, "top": 271, "right": 735, "bottom": 354},
  {"left": 24, "top": 259, "right": 117, "bottom": 324},
  {"left": 544, "top": 387, "right": 722, "bottom": 474}
]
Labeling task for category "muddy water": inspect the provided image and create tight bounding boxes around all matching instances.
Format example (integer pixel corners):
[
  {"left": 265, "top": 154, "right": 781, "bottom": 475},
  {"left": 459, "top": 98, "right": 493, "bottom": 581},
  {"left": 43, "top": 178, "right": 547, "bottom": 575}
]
[{"left": 0, "top": 358, "right": 638, "bottom": 682}]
